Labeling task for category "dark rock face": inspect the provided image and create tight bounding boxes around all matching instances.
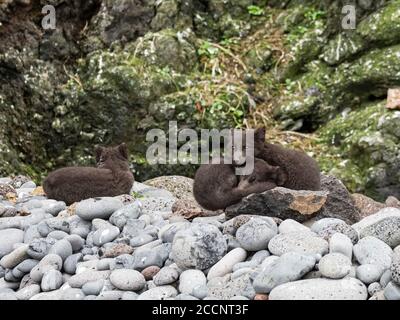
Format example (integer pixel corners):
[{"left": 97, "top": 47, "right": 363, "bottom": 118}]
[
  {"left": 317, "top": 175, "right": 361, "bottom": 224},
  {"left": 225, "top": 187, "right": 328, "bottom": 222}
]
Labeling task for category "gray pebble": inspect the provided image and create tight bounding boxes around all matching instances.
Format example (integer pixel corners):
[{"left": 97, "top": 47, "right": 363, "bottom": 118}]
[
  {"left": 49, "top": 239, "right": 73, "bottom": 261},
  {"left": 63, "top": 253, "right": 83, "bottom": 274},
  {"left": 318, "top": 253, "right": 352, "bottom": 279},
  {"left": 236, "top": 217, "right": 277, "bottom": 251},
  {"left": 15, "top": 284, "right": 41, "bottom": 300},
  {"left": 356, "top": 264, "right": 384, "bottom": 284},
  {"left": 82, "top": 279, "right": 105, "bottom": 296},
  {"left": 110, "top": 269, "right": 146, "bottom": 291},
  {"left": 92, "top": 226, "right": 120, "bottom": 246},
  {"left": 41, "top": 269, "right": 63, "bottom": 291},
  {"left": 384, "top": 281, "right": 400, "bottom": 300},
  {"left": 153, "top": 266, "right": 180, "bottom": 286}
]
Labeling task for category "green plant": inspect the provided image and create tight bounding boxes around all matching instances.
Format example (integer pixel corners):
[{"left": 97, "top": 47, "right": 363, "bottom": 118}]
[
  {"left": 247, "top": 5, "right": 264, "bottom": 16},
  {"left": 197, "top": 41, "right": 219, "bottom": 57}
]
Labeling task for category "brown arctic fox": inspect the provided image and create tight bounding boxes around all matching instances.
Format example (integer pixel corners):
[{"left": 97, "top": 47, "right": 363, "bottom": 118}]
[
  {"left": 251, "top": 128, "right": 321, "bottom": 191},
  {"left": 43, "top": 143, "right": 134, "bottom": 205},
  {"left": 193, "top": 158, "right": 282, "bottom": 211}
]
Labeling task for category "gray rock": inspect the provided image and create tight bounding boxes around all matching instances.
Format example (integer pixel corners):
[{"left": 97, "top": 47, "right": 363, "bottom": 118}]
[
  {"left": 13, "top": 259, "right": 38, "bottom": 276},
  {"left": 132, "top": 249, "right": 165, "bottom": 270},
  {"left": 0, "top": 291, "right": 18, "bottom": 300},
  {"left": 192, "top": 284, "right": 208, "bottom": 299},
  {"left": 110, "top": 254, "right": 135, "bottom": 270},
  {"left": 279, "top": 219, "right": 310, "bottom": 234},
  {"left": 137, "top": 285, "right": 178, "bottom": 300},
  {"left": 49, "top": 239, "right": 73, "bottom": 261},
  {"left": 225, "top": 187, "right": 328, "bottom": 222},
  {"left": 24, "top": 225, "right": 42, "bottom": 244},
  {"left": 390, "top": 246, "right": 400, "bottom": 285},
  {"left": 270, "top": 278, "right": 368, "bottom": 300},
  {"left": 384, "top": 281, "right": 400, "bottom": 300},
  {"left": 64, "top": 234, "right": 85, "bottom": 252},
  {"left": 110, "top": 269, "right": 146, "bottom": 291},
  {"left": 76, "top": 197, "right": 124, "bottom": 221},
  {"left": 92, "top": 225, "right": 120, "bottom": 246},
  {"left": 61, "top": 288, "right": 86, "bottom": 300},
  {"left": 380, "top": 269, "right": 393, "bottom": 288},
  {"left": 27, "top": 238, "right": 56, "bottom": 260},
  {"left": 158, "top": 222, "right": 190, "bottom": 243},
  {"left": 139, "top": 197, "right": 176, "bottom": 214},
  {"left": 353, "top": 236, "right": 393, "bottom": 269},
  {"left": 68, "top": 216, "right": 91, "bottom": 238},
  {"left": 109, "top": 202, "right": 142, "bottom": 229},
  {"left": 42, "top": 200, "right": 66, "bottom": 216},
  {"left": 368, "top": 282, "right": 382, "bottom": 296},
  {"left": 175, "top": 293, "right": 200, "bottom": 300},
  {"left": 318, "top": 253, "right": 352, "bottom": 279},
  {"left": 171, "top": 223, "right": 227, "bottom": 270},
  {"left": 37, "top": 218, "right": 70, "bottom": 237},
  {"left": 82, "top": 279, "right": 105, "bottom": 296},
  {"left": 63, "top": 253, "right": 83, "bottom": 274},
  {"left": 178, "top": 269, "right": 207, "bottom": 295},
  {"left": 316, "top": 175, "right": 361, "bottom": 224},
  {"left": 121, "top": 292, "right": 139, "bottom": 300},
  {"left": 0, "top": 228, "right": 24, "bottom": 258},
  {"left": 236, "top": 217, "right": 277, "bottom": 251},
  {"left": 15, "top": 284, "right": 41, "bottom": 300},
  {"left": 47, "top": 230, "right": 69, "bottom": 240},
  {"left": 268, "top": 231, "right": 329, "bottom": 257},
  {"left": 356, "top": 264, "right": 384, "bottom": 284},
  {"left": 68, "top": 270, "right": 111, "bottom": 288},
  {"left": 329, "top": 233, "right": 353, "bottom": 260},
  {"left": 30, "top": 254, "right": 63, "bottom": 282},
  {"left": 207, "top": 274, "right": 255, "bottom": 300},
  {"left": 207, "top": 248, "right": 247, "bottom": 280},
  {"left": 97, "top": 258, "right": 114, "bottom": 271},
  {"left": 0, "top": 244, "right": 29, "bottom": 269},
  {"left": 153, "top": 266, "right": 180, "bottom": 286},
  {"left": 253, "top": 252, "right": 316, "bottom": 293},
  {"left": 41, "top": 269, "right": 63, "bottom": 291},
  {"left": 129, "top": 233, "right": 155, "bottom": 247},
  {"left": 122, "top": 219, "right": 146, "bottom": 237},
  {"left": 353, "top": 208, "right": 400, "bottom": 248},
  {"left": 311, "top": 218, "right": 358, "bottom": 244}
]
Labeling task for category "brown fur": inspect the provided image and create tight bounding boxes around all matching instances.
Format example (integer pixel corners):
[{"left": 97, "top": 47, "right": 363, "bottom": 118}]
[
  {"left": 43, "top": 143, "right": 134, "bottom": 205},
  {"left": 253, "top": 128, "right": 321, "bottom": 191},
  {"left": 193, "top": 158, "right": 280, "bottom": 211}
]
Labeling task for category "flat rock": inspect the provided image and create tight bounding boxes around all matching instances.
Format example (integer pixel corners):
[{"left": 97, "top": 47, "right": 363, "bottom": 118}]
[
  {"left": 207, "top": 274, "right": 255, "bottom": 300},
  {"left": 225, "top": 187, "right": 328, "bottom": 222},
  {"left": 110, "top": 269, "right": 146, "bottom": 291},
  {"left": 68, "top": 270, "right": 111, "bottom": 288},
  {"left": 352, "top": 207, "right": 400, "bottom": 248},
  {"left": 253, "top": 252, "right": 316, "bottom": 293},
  {"left": 268, "top": 231, "right": 329, "bottom": 257},
  {"left": 76, "top": 197, "right": 124, "bottom": 221},
  {"left": 269, "top": 278, "right": 368, "bottom": 300}
]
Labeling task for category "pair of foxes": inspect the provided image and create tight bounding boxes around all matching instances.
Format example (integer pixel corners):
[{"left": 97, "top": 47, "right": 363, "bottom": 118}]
[{"left": 44, "top": 128, "right": 320, "bottom": 210}]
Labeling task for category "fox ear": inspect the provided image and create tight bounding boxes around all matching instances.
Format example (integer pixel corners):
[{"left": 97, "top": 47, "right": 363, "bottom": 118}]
[
  {"left": 117, "top": 143, "right": 128, "bottom": 159},
  {"left": 273, "top": 167, "right": 287, "bottom": 186},
  {"left": 254, "top": 127, "right": 266, "bottom": 143},
  {"left": 95, "top": 146, "right": 104, "bottom": 163}
]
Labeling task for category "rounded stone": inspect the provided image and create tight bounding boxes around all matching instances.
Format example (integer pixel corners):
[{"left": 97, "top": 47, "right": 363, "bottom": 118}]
[
  {"left": 92, "top": 226, "right": 120, "bottom": 246},
  {"left": 153, "top": 266, "right": 180, "bottom": 286},
  {"left": 368, "top": 282, "right": 382, "bottom": 296},
  {"left": 329, "top": 233, "right": 353, "bottom": 260},
  {"left": 137, "top": 285, "right": 178, "bottom": 300},
  {"left": 0, "top": 244, "right": 29, "bottom": 269},
  {"left": 15, "top": 284, "right": 41, "bottom": 300},
  {"left": 141, "top": 266, "right": 160, "bottom": 280},
  {"left": 0, "top": 228, "right": 24, "bottom": 258},
  {"left": 110, "top": 269, "right": 146, "bottom": 291},
  {"left": 82, "top": 279, "right": 105, "bottom": 296},
  {"left": 390, "top": 246, "right": 400, "bottom": 285},
  {"left": 207, "top": 248, "right": 247, "bottom": 280},
  {"left": 384, "top": 281, "right": 400, "bottom": 300},
  {"left": 179, "top": 270, "right": 207, "bottom": 295},
  {"left": 236, "top": 217, "right": 277, "bottom": 251},
  {"left": 318, "top": 253, "right": 352, "bottom": 279},
  {"left": 63, "top": 253, "right": 83, "bottom": 274},
  {"left": 41, "top": 269, "right": 63, "bottom": 292},
  {"left": 109, "top": 202, "right": 142, "bottom": 229},
  {"left": 76, "top": 197, "right": 124, "bottom": 221},
  {"left": 353, "top": 236, "right": 393, "bottom": 269},
  {"left": 171, "top": 223, "right": 227, "bottom": 270},
  {"left": 278, "top": 219, "right": 310, "bottom": 234},
  {"left": 49, "top": 239, "right": 73, "bottom": 261},
  {"left": 268, "top": 231, "right": 329, "bottom": 257},
  {"left": 356, "top": 264, "right": 384, "bottom": 284},
  {"left": 269, "top": 278, "right": 368, "bottom": 300}
]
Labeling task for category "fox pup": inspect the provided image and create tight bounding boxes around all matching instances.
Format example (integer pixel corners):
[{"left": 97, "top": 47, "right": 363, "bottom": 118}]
[{"left": 43, "top": 143, "right": 134, "bottom": 205}]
